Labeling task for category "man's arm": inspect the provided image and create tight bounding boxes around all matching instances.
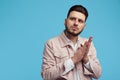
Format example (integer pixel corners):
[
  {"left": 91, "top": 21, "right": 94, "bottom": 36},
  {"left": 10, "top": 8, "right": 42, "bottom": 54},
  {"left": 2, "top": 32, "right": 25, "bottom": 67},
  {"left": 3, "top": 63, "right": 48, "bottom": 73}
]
[
  {"left": 41, "top": 41, "right": 67, "bottom": 80},
  {"left": 41, "top": 42, "right": 64, "bottom": 80},
  {"left": 83, "top": 43, "right": 102, "bottom": 79}
]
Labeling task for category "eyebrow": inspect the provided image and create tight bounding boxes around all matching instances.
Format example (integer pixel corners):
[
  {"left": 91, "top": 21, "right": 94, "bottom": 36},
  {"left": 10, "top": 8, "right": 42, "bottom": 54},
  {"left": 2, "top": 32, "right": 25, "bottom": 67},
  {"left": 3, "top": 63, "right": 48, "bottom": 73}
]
[{"left": 69, "top": 16, "right": 85, "bottom": 22}]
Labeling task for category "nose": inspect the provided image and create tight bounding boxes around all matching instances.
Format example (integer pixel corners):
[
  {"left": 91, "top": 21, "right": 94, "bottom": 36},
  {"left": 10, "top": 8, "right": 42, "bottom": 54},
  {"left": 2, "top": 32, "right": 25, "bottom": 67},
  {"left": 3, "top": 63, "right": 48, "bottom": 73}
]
[{"left": 74, "top": 20, "right": 79, "bottom": 26}]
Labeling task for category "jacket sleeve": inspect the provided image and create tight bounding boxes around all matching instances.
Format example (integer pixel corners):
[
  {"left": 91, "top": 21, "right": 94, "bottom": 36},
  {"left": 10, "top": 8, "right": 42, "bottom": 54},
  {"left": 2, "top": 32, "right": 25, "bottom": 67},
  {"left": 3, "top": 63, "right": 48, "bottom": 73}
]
[
  {"left": 41, "top": 41, "right": 66, "bottom": 80},
  {"left": 83, "top": 43, "right": 102, "bottom": 79}
]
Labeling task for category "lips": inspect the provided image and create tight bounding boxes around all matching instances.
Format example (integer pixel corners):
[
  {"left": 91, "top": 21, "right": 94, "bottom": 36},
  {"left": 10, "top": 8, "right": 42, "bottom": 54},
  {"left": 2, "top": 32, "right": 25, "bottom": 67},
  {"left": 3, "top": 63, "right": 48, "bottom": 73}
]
[{"left": 72, "top": 26, "right": 79, "bottom": 30}]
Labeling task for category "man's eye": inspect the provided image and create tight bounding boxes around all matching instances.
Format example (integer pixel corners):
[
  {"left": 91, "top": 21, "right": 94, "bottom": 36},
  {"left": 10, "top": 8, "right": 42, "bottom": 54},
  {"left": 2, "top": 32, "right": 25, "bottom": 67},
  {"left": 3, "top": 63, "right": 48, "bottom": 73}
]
[
  {"left": 78, "top": 20, "right": 84, "bottom": 23},
  {"left": 70, "top": 18, "right": 75, "bottom": 20}
]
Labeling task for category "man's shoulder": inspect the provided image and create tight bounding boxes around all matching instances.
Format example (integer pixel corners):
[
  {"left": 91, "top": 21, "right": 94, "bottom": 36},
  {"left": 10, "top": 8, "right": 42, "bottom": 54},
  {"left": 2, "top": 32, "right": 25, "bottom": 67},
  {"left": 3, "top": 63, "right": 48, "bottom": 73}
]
[
  {"left": 45, "top": 35, "right": 61, "bottom": 44},
  {"left": 44, "top": 35, "right": 63, "bottom": 49},
  {"left": 48, "top": 36, "right": 60, "bottom": 42}
]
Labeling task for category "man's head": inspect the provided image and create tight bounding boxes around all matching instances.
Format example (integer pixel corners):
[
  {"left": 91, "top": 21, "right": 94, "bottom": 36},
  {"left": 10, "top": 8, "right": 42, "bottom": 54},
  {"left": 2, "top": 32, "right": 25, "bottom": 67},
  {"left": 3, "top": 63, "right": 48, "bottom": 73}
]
[
  {"left": 67, "top": 5, "right": 88, "bottom": 21},
  {"left": 64, "top": 5, "right": 88, "bottom": 36}
]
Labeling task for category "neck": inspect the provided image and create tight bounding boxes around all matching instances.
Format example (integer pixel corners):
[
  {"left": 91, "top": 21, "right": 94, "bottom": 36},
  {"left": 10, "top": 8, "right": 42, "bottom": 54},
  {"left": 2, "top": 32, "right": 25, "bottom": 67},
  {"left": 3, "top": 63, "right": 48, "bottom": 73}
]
[{"left": 64, "top": 30, "right": 78, "bottom": 45}]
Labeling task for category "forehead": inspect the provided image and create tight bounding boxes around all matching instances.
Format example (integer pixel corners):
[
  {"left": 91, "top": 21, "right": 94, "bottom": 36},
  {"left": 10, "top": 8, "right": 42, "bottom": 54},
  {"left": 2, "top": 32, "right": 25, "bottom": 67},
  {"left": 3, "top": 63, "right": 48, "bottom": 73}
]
[{"left": 68, "top": 11, "right": 86, "bottom": 21}]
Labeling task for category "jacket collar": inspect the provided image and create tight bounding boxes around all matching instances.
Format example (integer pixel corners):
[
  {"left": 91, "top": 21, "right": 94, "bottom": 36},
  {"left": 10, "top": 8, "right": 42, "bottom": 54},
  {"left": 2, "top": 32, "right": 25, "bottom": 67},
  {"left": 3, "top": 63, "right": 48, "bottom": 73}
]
[{"left": 59, "top": 31, "right": 81, "bottom": 48}]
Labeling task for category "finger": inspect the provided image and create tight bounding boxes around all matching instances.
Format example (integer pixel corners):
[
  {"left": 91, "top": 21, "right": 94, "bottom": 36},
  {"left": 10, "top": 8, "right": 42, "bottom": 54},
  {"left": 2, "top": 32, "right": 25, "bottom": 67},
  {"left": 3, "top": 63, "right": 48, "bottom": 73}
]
[
  {"left": 83, "top": 42, "right": 88, "bottom": 52},
  {"left": 88, "top": 36, "right": 93, "bottom": 43},
  {"left": 83, "top": 41, "right": 90, "bottom": 54},
  {"left": 84, "top": 41, "right": 89, "bottom": 47},
  {"left": 84, "top": 41, "right": 88, "bottom": 45}
]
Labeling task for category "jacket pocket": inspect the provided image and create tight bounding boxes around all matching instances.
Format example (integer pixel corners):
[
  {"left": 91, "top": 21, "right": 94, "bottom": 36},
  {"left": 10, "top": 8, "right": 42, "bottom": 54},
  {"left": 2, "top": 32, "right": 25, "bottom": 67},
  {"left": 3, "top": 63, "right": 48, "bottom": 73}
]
[{"left": 54, "top": 51, "right": 68, "bottom": 63}]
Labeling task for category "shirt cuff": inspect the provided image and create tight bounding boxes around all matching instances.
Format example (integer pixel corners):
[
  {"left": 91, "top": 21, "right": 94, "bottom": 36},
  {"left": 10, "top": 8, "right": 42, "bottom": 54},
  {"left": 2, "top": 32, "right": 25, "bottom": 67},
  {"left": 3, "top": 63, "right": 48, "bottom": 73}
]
[
  {"left": 84, "top": 61, "right": 93, "bottom": 72},
  {"left": 62, "top": 59, "right": 74, "bottom": 75}
]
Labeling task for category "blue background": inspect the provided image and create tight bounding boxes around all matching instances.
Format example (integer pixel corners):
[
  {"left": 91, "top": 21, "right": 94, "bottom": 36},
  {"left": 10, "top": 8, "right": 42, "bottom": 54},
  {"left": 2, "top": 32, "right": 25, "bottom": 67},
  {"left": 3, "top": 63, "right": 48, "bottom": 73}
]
[{"left": 0, "top": 0, "right": 120, "bottom": 80}]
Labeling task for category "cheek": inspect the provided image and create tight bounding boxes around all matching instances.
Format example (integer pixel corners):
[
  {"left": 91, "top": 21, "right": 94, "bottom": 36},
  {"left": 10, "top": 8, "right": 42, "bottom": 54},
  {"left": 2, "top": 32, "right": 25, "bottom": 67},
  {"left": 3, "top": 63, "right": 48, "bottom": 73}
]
[
  {"left": 79, "top": 25, "right": 83, "bottom": 29},
  {"left": 78, "top": 25, "right": 85, "bottom": 31},
  {"left": 66, "top": 21, "right": 73, "bottom": 27},
  {"left": 79, "top": 24, "right": 85, "bottom": 28}
]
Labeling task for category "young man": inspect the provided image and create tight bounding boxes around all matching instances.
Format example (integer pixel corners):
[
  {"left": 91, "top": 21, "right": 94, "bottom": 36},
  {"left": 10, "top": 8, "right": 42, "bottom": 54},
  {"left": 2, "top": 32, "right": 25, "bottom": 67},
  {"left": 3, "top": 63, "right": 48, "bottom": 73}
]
[{"left": 41, "top": 5, "right": 102, "bottom": 80}]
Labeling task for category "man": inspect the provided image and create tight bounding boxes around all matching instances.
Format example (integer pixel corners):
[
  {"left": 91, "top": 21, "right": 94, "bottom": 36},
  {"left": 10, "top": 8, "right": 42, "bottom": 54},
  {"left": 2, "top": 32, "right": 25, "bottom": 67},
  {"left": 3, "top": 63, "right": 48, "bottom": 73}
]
[{"left": 41, "top": 5, "right": 102, "bottom": 80}]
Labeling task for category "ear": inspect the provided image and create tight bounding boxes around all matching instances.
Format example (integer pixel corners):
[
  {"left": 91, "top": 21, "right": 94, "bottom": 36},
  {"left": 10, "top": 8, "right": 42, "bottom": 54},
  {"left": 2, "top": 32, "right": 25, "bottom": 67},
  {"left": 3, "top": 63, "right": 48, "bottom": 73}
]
[
  {"left": 64, "top": 19, "right": 67, "bottom": 26},
  {"left": 83, "top": 23, "right": 86, "bottom": 28}
]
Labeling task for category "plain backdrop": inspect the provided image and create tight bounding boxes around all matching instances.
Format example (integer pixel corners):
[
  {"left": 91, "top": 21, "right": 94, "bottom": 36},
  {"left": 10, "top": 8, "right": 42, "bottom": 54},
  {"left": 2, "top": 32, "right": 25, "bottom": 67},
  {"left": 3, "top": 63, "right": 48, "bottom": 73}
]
[{"left": 0, "top": 0, "right": 120, "bottom": 80}]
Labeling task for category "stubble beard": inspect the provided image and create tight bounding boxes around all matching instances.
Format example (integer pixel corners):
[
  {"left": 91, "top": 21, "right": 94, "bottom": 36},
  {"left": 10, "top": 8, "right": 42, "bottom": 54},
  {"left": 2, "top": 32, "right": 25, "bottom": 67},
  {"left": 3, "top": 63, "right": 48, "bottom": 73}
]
[{"left": 65, "top": 27, "right": 84, "bottom": 36}]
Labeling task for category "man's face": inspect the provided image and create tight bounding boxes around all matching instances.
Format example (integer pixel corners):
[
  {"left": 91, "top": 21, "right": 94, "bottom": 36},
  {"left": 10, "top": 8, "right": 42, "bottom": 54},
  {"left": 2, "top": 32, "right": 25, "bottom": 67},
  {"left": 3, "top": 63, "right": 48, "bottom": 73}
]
[{"left": 64, "top": 11, "right": 86, "bottom": 36}]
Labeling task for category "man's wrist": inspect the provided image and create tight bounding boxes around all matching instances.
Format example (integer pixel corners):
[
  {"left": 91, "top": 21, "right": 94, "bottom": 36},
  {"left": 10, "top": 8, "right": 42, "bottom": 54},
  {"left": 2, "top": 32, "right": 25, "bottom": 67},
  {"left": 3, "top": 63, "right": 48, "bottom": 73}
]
[
  {"left": 82, "top": 56, "right": 89, "bottom": 64},
  {"left": 71, "top": 56, "right": 78, "bottom": 64}
]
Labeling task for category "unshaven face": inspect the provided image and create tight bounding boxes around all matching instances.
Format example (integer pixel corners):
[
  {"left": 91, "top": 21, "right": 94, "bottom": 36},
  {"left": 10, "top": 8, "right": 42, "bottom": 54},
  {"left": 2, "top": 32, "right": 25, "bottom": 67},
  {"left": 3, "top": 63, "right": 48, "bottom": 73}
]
[{"left": 64, "top": 11, "right": 86, "bottom": 36}]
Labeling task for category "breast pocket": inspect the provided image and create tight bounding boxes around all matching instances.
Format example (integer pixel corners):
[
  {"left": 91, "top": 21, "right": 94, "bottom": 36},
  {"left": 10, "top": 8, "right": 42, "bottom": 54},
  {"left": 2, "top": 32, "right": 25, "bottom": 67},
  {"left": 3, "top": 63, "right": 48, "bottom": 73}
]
[{"left": 54, "top": 51, "right": 68, "bottom": 63}]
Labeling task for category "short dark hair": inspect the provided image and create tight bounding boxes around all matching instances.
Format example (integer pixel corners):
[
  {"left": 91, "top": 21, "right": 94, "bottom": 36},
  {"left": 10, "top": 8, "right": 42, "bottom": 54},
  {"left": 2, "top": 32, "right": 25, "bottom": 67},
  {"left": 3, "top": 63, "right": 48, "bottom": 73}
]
[{"left": 67, "top": 5, "right": 88, "bottom": 21}]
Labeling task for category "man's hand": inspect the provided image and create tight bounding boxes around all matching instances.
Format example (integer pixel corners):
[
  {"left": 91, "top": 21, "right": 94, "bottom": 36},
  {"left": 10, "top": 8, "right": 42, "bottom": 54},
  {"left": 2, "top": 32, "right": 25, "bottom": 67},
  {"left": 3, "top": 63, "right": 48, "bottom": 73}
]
[
  {"left": 71, "top": 37, "right": 93, "bottom": 64},
  {"left": 82, "top": 37, "right": 92, "bottom": 64}
]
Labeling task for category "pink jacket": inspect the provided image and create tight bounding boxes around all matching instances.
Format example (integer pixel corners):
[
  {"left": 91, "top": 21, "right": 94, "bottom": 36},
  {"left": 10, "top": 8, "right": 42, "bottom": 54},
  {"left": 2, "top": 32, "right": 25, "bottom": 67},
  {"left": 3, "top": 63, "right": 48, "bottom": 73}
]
[{"left": 41, "top": 32, "right": 102, "bottom": 80}]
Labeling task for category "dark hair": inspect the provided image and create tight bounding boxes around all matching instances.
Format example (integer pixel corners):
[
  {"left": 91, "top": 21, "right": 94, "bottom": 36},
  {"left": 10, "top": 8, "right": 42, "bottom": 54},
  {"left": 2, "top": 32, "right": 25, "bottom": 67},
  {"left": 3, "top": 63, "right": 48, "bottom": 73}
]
[{"left": 67, "top": 5, "right": 88, "bottom": 21}]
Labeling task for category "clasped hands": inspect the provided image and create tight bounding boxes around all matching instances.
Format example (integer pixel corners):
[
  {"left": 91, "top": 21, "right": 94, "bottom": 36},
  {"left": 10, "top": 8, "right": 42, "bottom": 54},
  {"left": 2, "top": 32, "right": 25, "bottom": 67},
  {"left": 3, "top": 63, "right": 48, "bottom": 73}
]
[{"left": 72, "top": 37, "right": 93, "bottom": 64}]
